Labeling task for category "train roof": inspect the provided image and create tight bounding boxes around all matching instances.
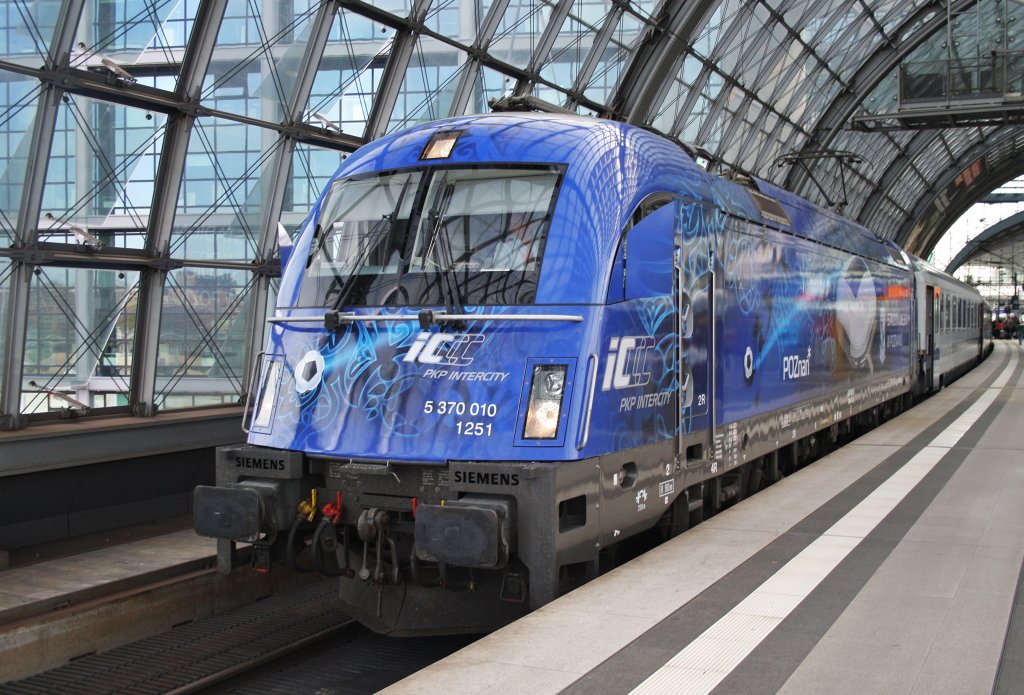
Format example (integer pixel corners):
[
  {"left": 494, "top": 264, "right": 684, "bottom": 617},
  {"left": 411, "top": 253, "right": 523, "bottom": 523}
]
[
  {"left": 339, "top": 112, "right": 694, "bottom": 178},
  {"left": 907, "top": 254, "right": 983, "bottom": 296},
  {"left": 328, "top": 114, "right": 906, "bottom": 290}
]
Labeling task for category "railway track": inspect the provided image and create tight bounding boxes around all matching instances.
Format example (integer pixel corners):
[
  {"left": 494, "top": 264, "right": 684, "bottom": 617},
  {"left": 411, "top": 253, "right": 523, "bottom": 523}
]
[{"left": 1, "top": 578, "right": 471, "bottom": 694}]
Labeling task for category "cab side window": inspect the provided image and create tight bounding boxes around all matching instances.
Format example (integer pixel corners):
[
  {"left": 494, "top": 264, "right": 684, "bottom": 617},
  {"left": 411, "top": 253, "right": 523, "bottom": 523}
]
[{"left": 608, "top": 195, "right": 676, "bottom": 302}]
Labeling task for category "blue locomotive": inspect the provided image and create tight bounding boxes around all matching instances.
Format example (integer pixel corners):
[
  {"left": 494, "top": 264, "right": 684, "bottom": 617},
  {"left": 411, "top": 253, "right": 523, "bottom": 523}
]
[{"left": 194, "top": 113, "right": 987, "bottom": 634}]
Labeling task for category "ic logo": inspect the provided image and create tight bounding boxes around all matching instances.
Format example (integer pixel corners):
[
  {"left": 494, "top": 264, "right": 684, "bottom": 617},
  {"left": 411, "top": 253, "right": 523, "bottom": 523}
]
[
  {"left": 601, "top": 336, "right": 655, "bottom": 391},
  {"left": 404, "top": 331, "right": 485, "bottom": 367}
]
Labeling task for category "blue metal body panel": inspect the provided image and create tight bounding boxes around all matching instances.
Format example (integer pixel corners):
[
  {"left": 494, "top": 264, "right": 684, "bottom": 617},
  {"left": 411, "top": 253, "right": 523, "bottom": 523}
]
[{"left": 250, "top": 113, "right": 917, "bottom": 467}]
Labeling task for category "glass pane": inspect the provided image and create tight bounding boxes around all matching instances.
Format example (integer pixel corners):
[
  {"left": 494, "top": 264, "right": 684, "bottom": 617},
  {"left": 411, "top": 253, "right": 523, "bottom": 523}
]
[
  {"left": 171, "top": 117, "right": 283, "bottom": 261},
  {"left": 0, "top": 71, "right": 41, "bottom": 246},
  {"left": 734, "top": 102, "right": 766, "bottom": 169},
  {"left": 705, "top": 100, "right": 737, "bottom": 159},
  {"left": 539, "top": 0, "right": 610, "bottom": 91},
  {"left": 306, "top": 6, "right": 389, "bottom": 139},
  {"left": 201, "top": 0, "right": 320, "bottom": 123},
  {"left": 649, "top": 76, "right": 687, "bottom": 134},
  {"left": 71, "top": 0, "right": 199, "bottom": 85},
  {"left": 156, "top": 267, "right": 253, "bottom": 410},
  {"left": 386, "top": 37, "right": 465, "bottom": 134},
  {"left": 747, "top": 24, "right": 796, "bottom": 102},
  {"left": 364, "top": 0, "right": 411, "bottom": 20},
  {"left": 0, "top": 0, "right": 59, "bottom": 64},
  {"left": 678, "top": 91, "right": 712, "bottom": 144},
  {"left": 821, "top": 11, "right": 876, "bottom": 77},
  {"left": 531, "top": 81, "right": 570, "bottom": 108},
  {"left": 467, "top": 65, "right": 513, "bottom": 114},
  {"left": 878, "top": 0, "right": 916, "bottom": 34},
  {"left": 38, "top": 94, "right": 166, "bottom": 245},
  {"left": 21, "top": 267, "right": 139, "bottom": 415},
  {"left": 692, "top": 0, "right": 746, "bottom": 59},
  {"left": 583, "top": 8, "right": 652, "bottom": 105},
  {"left": 751, "top": 109, "right": 781, "bottom": 169},
  {"left": 424, "top": 0, "right": 462, "bottom": 39},
  {"left": 807, "top": 5, "right": 859, "bottom": 52},
  {"left": 489, "top": 0, "right": 551, "bottom": 67},
  {"left": 782, "top": 0, "right": 838, "bottom": 30},
  {"left": 285, "top": 142, "right": 345, "bottom": 217},
  {"left": 770, "top": 54, "right": 818, "bottom": 117},
  {"left": 298, "top": 166, "right": 560, "bottom": 308},
  {"left": 708, "top": 4, "right": 767, "bottom": 75},
  {"left": 650, "top": 51, "right": 704, "bottom": 135},
  {"left": 917, "top": 137, "right": 951, "bottom": 176}
]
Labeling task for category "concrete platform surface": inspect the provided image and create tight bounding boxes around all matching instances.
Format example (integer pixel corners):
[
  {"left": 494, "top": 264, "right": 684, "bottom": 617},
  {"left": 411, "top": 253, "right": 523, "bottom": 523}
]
[{"left": 384, "top": 341, "right": 1024, "bottom": 695}]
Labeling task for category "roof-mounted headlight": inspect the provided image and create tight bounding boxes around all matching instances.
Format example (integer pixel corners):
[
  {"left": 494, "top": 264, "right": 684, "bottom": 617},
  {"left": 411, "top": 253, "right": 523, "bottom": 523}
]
[{"left": 421, "top": 130, "right": 462, "bottom": 160}]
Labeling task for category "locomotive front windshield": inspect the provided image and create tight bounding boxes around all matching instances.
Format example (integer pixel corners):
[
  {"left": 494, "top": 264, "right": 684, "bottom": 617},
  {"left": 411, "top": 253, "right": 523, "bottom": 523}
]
[{"left": 296, "top": 166, "right": 561, "bottom": 308}]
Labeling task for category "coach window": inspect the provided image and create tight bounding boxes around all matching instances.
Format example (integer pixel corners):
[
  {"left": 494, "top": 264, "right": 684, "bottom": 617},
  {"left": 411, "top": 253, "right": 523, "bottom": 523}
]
[{"left": 613, "top": 195, "right": 677, "bottom": 301}]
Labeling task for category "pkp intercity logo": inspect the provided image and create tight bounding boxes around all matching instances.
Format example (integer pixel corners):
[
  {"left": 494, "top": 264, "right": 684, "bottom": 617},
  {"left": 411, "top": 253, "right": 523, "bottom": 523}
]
[{"left": 601, "top": 336, "right": 655, "bottom": 391}]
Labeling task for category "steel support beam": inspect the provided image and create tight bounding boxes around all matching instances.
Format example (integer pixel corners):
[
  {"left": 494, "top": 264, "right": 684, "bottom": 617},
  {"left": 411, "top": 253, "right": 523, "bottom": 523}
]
[
  {"left": 364, "top": 0, "right": 432, "bottom": 141},
  {"left": 565, "top": 2, "right": 625, "bottom": 112},
  {"left": 447, "top": 0, "right": 511, "bottom": 116},
  {"left": 611, "top": 0, "right": 717, "bottom": 124},
  {"left": 786, "top": 0, "right": 978, "bottom": 194},
  {"left": 240, "top": 0, "right": 340, "bottom": 395},
  {"left": 129, "top": 0, "right": 228, "bottom": 417},
  {"left": 0, "top": 262, "right": 33, "bottom": 430},
  {"left": 0, "top": 82, "right": 64, "bottom": 430},
  {"left": 0, "top": 0, "right": 85, "bottom": 428},
  {"left": 512, "top": 0, "right": 575, "bottom": 98},
  {"left": 48, "top": 0, "right": 88, "bottom": 68}
]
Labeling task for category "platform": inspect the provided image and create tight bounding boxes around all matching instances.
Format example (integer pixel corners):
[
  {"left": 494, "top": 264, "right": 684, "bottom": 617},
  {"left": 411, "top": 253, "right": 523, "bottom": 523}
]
[
  {"left": 0, "top": 526, "right": 308, "bottom": 683},
  {"left": 385, "top": 340, "right": 1024, "bottom": 695}
]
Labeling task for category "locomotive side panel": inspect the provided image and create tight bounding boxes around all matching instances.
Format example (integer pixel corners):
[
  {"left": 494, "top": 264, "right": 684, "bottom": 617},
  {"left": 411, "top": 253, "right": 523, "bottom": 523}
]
[
  {"left": 712, "top": 213, "right": 914, "bottom": 466},
  {"left": 716, "top": 219, "right": 914, "bottom": 416}
]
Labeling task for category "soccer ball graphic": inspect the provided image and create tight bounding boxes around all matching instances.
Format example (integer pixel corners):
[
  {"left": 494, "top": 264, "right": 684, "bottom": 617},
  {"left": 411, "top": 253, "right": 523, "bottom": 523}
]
[
  {"left": 294, "top": 350, "right": 325, "bottom": 393},
  {"left": 835, "top": 256, "right": 877, "bottom": 365}
]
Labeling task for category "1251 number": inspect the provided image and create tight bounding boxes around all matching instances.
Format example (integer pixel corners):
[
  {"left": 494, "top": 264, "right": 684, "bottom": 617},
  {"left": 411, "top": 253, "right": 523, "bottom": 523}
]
[{"left": 457, "top": 421, "right": 493, "bottom": 436}]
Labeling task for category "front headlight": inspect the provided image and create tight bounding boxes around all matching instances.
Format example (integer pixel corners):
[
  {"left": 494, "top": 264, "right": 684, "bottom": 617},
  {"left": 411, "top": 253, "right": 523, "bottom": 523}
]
[
  {"left": 523, "top": 364, "right": 567, "bottom": 439},
  {"left": 252, "top": 359, "right": 282, "bottom": 430}
]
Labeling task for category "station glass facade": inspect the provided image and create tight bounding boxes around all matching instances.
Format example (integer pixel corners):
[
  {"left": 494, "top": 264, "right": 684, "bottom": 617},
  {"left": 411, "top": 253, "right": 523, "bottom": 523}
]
[{"left": 0, "top": 0, "right": 1020, "bottom": 427}]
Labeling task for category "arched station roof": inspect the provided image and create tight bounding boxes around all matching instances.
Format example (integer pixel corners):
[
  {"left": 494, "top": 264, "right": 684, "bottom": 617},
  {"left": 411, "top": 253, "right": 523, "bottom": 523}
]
[
  {"left": 0, "top": 0, "right": 1022, "bottom": 430},
  {"left": 946, "top": 209, "right": 1024, "bottom": 274}
]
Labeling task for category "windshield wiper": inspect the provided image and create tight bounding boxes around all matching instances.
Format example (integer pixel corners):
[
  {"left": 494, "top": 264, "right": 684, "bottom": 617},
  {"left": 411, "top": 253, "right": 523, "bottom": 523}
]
[
  {"left": 421, "top": 179, "right": 467, "bottom": 329},
  {"left": 327, "top": 177, "right": 415, "bottom": 314}
]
